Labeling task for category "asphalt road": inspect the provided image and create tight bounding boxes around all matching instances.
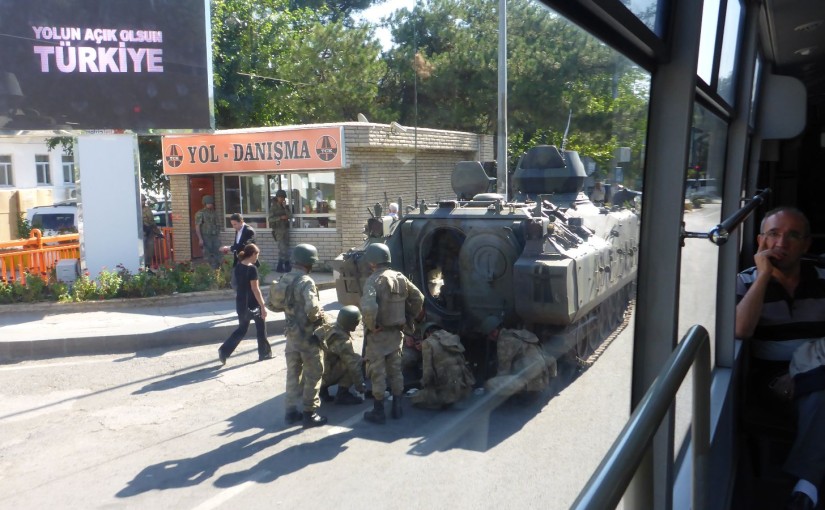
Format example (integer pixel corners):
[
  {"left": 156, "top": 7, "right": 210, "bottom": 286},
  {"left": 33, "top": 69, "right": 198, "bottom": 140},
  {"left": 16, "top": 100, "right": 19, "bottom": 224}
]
[{"left": 0, "top": 308, "right": 634, "bottom": 509}]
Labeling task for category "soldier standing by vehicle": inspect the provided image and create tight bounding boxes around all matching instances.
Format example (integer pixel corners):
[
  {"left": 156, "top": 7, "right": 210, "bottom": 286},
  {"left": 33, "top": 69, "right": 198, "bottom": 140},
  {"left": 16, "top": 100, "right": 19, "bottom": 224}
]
[
  {"left": 269, "top": 243, "right": 327, "bottom": 428},
  {"left": 411, "top": 324, "right": 475, "bottom": 409},
  {"left": 360, "top": 243, "right": 424, "bottom": 424},
  {"left": 480, "top": 316, "right": 557, "bottom": 398},
  {"left": 317, "top": 305, "right": 366, "bottom": 405},
  {"left": 194, "top": 195, "right": 222, "bottom": 269},
  {"left": 269, "top": 189, "right": 291, "bottom": 273},
  {"left": 141, "top": 196, "right": 161, "bottom": 269}
]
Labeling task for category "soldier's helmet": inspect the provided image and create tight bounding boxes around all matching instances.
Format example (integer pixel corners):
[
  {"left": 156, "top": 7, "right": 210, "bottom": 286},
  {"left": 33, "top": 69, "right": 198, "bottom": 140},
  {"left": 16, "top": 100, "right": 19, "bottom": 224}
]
[
  {"left": 479, "top": 315, "right": 502, "bottom": 336},
  {"left": 364, "top": 243, "right": 391, "bottom": 265},
  {"left": 292, "top": 243, "right": 319, "bottom": 267},
  {"left": 202, "top": 195, "right": 214, "bottom": 205},
  {"left": 337, "top": 305, "right": 362, "bottom": 332},
  {"left": 275, "top": 189, "right": 287, "bottom": 198}
]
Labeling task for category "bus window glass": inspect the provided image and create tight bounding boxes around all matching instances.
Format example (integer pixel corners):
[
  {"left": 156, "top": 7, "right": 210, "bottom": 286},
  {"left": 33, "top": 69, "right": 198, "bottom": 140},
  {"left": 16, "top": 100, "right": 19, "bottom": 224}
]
[
  {"left": 697, "top": 0, "right": 722, "bottom": 84},
  {"left": 717, "top": 0, "right": 743, "bottom": 105},
  {"left": 623, "top": 0, "right": 662, "bottom": 35},
  {"left": 334, "top": 2, "right": 651, "bottom": 506},
  {"left": 676, "top": 104, "right": 727, "bottom": 452}
]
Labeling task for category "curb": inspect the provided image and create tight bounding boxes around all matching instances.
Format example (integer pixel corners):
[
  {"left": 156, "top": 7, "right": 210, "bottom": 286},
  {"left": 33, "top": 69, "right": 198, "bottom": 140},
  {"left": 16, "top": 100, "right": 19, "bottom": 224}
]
[
  {"left": 0, "top": 280, "right": 336, "bottom": 316},
  {"left": 0, "top": 278, "right": 337, "bottom": 362}
]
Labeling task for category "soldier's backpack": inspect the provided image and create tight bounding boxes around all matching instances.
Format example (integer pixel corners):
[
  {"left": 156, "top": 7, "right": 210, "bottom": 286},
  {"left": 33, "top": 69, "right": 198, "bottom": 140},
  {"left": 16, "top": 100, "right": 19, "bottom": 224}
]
[
  {"left": 377, "top": 271, "right": 409, "bottom": 328},
  {"left": 268, "top": 273, "right": 300, "bottom": 312}
]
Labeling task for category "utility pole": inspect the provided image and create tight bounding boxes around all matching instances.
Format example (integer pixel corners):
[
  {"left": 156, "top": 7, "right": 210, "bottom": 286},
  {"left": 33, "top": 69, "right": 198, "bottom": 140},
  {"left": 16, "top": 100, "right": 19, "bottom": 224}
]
[{"left": 496, "top": 0, "right": 508, "bottom": 198}]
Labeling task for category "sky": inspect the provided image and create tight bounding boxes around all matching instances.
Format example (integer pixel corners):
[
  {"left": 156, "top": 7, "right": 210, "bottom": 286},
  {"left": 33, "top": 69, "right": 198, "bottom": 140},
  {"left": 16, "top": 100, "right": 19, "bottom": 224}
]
[{"left": 356, "top": 0, "right": 417, "bottom": 50}]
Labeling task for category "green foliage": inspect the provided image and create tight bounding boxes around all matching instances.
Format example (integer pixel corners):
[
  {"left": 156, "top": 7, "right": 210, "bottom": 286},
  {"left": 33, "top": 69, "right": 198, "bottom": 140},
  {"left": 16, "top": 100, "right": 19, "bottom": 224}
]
[
  {"left": 0, "top": 273, "right": 50, "bottom": 303},
  {"left": 273, "top": 20, "right": 390, "bottom": 123},
  {"left": 383, "top": 0, "right": 650, "bottom": 180},
  {"left": 97, "top": 269, "right": 123, "bottom": 300},
  {"left": 70, "top": 274, "right": 100, "bottom": 302},
  {"left": 16, "top": 213, "right": 32, "bottom": 239},
  {"left": 0, "top": 262, "right": 230, "bottom": 304}
]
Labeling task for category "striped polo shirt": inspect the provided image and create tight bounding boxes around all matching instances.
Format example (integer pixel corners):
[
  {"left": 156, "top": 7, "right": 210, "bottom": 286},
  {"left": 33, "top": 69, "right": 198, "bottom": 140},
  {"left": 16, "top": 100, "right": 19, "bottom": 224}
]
[{"left": 736, "top": 262, "right": 825, "bottom": 360}]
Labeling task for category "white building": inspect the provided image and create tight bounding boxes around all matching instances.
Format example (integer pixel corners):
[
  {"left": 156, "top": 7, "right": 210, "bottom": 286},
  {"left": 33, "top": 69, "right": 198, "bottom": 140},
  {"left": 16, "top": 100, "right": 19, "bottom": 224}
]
[{"left": 0, "top": 136, "right": 77, "bottom": 241}]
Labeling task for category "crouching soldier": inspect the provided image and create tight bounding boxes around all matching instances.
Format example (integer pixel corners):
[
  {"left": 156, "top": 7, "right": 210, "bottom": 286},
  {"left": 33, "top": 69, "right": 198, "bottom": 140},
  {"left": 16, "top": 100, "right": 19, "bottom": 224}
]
[
  {"left": 480, "top": 316, "right": 557, "bottom": 398},
  {"left": 411, "top": 324, "right": 475, "bottom": 409},
  {"left": 360, "top": 243, "right": 424, "bottom": 424},
  {"left": 316, "top": 305, "right": 366, "bottom": 405}
]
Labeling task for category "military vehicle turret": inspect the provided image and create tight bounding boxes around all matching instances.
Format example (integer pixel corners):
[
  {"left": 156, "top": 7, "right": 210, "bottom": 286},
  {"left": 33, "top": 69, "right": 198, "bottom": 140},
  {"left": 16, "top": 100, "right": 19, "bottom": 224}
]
[{"left": 334, "top": 145, "right": 638, "bottom": 372}]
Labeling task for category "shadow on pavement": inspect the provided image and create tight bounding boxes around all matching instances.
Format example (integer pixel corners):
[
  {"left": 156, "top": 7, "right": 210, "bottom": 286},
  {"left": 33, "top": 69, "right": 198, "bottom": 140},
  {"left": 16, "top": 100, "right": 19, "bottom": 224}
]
[
  {"left": 407, "top": 358, "right": 583, "bottom": 455},
  {"left": 213, "top": 431, "right": 356, "bottom": 489},
  {"left": 115, "top": 427, "right": 303, "bottom": 498}
]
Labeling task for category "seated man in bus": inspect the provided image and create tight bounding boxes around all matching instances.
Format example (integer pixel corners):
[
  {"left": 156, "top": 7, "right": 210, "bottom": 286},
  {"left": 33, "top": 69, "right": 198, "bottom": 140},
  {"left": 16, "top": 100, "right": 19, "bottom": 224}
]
[{"left": 735, "top": 207, "right": 825, "bottom": 510}]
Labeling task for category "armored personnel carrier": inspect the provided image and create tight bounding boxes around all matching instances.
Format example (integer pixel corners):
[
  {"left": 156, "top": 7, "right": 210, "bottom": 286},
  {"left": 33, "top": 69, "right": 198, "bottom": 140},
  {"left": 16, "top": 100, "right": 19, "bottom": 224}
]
[{"left": 334, "top": 145, "right": 638, "bottom": 369}]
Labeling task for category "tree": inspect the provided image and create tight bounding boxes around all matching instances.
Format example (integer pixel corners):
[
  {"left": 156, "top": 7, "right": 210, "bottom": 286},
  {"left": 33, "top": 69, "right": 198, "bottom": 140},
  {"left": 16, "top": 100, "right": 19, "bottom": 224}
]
[
  {"left": 211, "top": 0, "right": 316, "bottom": 128},
  {"left": 381, "top": 0, "right": 649, "bottom": 176},
  {"left": 273, "top": 20, "right": 389, "bottom": 123}
]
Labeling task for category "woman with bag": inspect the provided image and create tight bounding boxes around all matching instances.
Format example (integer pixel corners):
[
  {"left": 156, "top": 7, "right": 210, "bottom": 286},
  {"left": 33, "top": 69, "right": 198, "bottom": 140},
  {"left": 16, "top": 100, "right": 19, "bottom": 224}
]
[{"left": 218, "top": 243, "right": 273, "bottom": 365}]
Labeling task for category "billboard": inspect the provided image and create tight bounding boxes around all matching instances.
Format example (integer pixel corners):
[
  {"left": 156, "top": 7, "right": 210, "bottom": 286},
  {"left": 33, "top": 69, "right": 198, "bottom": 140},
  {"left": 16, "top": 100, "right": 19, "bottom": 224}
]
[
  {"left": 163, "top": 127, "right": 346, "bottom": 175},
  {"left": 0, "top": 0, "right": 213, "bottom": 132}
]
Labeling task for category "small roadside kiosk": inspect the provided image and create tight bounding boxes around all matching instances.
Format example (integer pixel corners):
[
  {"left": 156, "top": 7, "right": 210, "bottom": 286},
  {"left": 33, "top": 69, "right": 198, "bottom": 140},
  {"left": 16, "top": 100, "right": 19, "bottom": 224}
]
[{"left": 162, "top": 123, "right": 494, "bottom": 270}]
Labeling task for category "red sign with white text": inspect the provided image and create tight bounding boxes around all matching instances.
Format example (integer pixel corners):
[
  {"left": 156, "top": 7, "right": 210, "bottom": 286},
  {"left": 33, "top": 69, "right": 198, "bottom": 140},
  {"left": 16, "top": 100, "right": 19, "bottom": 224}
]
[{"left": 162, "top": 127, "right": 345, "bottom": 175}]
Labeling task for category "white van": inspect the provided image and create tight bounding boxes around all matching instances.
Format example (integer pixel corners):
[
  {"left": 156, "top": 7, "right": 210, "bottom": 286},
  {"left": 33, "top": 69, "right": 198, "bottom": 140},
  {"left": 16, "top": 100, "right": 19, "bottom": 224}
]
[{"left": 26, "top": 201, "right": 79, "bottom": 236}]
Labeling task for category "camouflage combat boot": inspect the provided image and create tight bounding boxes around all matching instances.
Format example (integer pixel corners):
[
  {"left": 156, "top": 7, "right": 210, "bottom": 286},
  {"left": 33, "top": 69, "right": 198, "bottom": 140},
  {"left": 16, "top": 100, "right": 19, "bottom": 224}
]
[
  {"left": 302, "top": 411, "right": 328, "bottom": 428},
  {"left": 319, "top": 385, "right": 334, "bottom": 402},
  {"left": 335, "top": 387, "right": 364, "bottom": 405},
  {"left": 285, "top": 408, "right": 302, "bottom": 425},
  {"left": 391, "top": 395, "right": 403, "bottom": 419},
  {"left": 364, "top": 399, "right": 386, "bottom": 424}
]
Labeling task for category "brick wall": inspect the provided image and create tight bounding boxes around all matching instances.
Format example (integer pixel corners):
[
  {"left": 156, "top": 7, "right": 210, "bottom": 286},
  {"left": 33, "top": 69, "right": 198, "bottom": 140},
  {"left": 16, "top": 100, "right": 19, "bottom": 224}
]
[{"left": 167, "top": 124, "right": 494, "bottom": 268}]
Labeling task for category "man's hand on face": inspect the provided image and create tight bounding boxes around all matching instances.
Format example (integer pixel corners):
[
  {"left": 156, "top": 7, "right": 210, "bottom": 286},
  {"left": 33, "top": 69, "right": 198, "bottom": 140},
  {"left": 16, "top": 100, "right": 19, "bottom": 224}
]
[{"left": 754, "top": 234, "right": 785, "bottom": 277}]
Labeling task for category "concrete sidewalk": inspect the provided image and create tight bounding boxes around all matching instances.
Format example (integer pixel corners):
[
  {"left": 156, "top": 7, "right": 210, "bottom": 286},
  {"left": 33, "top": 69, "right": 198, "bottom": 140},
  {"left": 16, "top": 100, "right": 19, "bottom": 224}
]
[{"left": 0, "top": 272, "right": 339, "bottom": 362}]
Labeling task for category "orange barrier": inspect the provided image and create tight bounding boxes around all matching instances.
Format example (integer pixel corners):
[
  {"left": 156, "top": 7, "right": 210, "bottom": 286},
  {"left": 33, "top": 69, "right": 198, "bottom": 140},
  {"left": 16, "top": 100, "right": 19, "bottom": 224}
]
[
  {"left": 0, "top": 229, "right": 80, "bottom": 284},
  {"left": 151, "top": 227, "right": 175, "bottom": 269}
]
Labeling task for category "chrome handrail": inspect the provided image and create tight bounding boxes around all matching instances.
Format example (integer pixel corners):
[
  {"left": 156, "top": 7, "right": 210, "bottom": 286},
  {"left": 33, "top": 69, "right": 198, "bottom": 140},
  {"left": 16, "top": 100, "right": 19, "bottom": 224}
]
[
  {"left": 571, "top": 325, "right": 710, "bottom": 509},
  {"left": 682, "top": 188, "right": 770, "bottom": 245}
]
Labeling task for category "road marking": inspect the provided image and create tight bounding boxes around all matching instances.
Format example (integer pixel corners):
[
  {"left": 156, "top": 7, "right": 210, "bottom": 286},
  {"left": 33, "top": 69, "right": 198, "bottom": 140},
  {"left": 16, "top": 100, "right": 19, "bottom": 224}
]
[
  {"left": 190, "top": 469, "right": 272, "bottom": 510},
  {"left": 326, "top": 411, "right": 364, "bottom": 435}
]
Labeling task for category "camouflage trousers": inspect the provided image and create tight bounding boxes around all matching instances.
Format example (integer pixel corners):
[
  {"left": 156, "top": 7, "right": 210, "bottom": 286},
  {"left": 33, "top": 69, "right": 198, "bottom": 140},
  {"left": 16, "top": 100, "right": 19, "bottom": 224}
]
[
  {"left": 285, "top": 349, "right": 323, "bottom": 412},
  {"left": 201, "top": 234, "right": 222, "bottom": 269},
  {"left": 322, "top": 340, "right": 363, "bottom": 389},
  {"left": 365, "top": 329, "right": 404, "bottom": 400},
  {"left": 143, "top": 236, "right": 155, "bottom": 268},
  {"left": 272, "top": 227, "right": 290, "bottom": 262}
]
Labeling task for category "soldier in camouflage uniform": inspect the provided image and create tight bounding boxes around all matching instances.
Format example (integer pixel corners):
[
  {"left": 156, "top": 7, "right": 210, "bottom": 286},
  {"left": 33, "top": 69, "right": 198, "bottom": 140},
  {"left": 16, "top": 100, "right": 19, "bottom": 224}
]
[
  {"left": 275, "top": 244, "right": 328, "bottom": 428},
  {"left": 360, "top": 243, "right": 424, "bottom": 424},
  {"left": 269, "top": 189, "right": 291, "bottom": 273},
  {"left": 480, "top": 316, "right": 558, "bottom": 398},
  {"left": 411, "top": 324, "right": 475, "bottom": 409},
  {"left": 194, "top": 195, "right": 222, "bottom": 268},
  {"left": 317, "top": 305, "right": 366, "bottom": 406},
  {"left": 141, "top": 197, "right": 160, "bottom": 269}
]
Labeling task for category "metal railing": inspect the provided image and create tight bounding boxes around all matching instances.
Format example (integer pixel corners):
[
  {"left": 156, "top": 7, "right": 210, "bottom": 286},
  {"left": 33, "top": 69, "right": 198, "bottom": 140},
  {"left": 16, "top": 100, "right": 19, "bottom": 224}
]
[
  {"left": 1, "top": 227, "right": 175, "bottom": 282},
  {"left": 571, "top": 325, "right": 710, "bottom": 509},
  {"left": 0, "top": 229, "right": 80, "bottom": 284},
  {"left": 151, "top": 227, "right": 175, "bottom": 269}
]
